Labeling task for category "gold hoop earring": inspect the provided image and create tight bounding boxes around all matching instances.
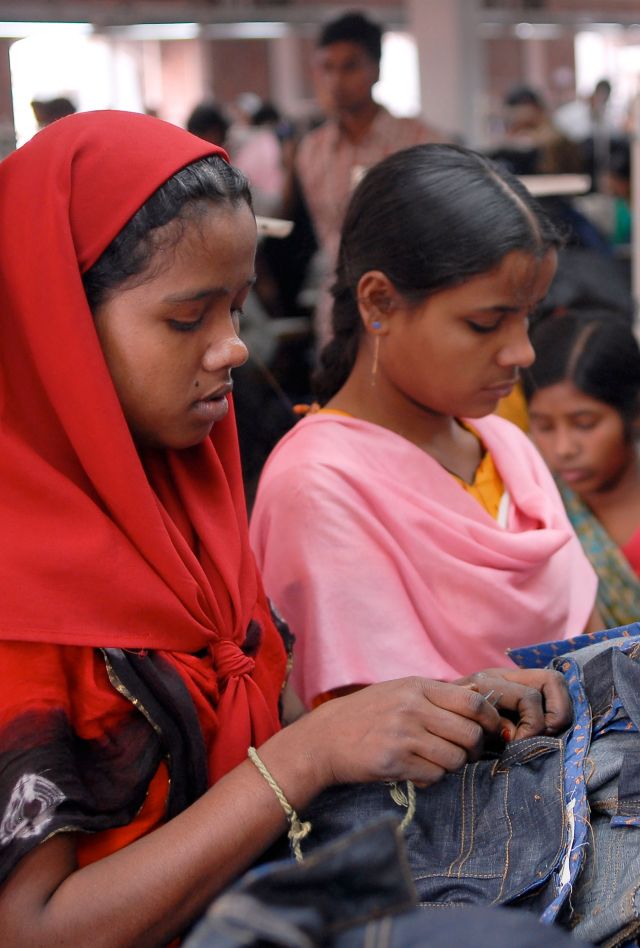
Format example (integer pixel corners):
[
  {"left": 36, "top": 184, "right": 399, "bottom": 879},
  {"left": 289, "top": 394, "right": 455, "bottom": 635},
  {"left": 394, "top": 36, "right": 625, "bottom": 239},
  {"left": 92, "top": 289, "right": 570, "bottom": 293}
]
[{"left": 371, "top": 333, "right": 380, "bottom": 387}]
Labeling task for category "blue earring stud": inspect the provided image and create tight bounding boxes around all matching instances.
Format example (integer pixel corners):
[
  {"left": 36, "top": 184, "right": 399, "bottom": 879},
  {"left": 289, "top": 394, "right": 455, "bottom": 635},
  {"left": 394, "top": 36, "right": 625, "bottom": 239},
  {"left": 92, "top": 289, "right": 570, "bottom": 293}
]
[{"left": 372, "top": 320, "right": 382, "bottom": 330}]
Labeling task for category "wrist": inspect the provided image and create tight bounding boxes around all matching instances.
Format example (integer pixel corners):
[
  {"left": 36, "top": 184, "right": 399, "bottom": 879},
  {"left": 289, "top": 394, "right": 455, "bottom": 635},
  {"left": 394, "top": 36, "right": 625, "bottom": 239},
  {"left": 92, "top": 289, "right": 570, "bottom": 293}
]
[
  {"left": 247, "top": 746, "right": 312, "bottom": 862},
  {"left": 255, "top": 709, "right": 333, "bottom": 812}
]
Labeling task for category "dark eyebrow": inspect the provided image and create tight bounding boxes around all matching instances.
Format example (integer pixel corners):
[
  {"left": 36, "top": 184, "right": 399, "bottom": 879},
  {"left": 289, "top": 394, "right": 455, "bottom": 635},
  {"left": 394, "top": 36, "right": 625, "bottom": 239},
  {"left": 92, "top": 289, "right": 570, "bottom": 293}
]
[
  {"left": 472, "top": 305, "right": 520, "bottom": 315},
  {"left": 163, "top": 276, "right": 256, "bottom": 304},
  {"left": 473, "top": 295, "right": 547, "bottom": 316},
  {"left": 530, "top": 408, "right": 599, "bottom": 419}
]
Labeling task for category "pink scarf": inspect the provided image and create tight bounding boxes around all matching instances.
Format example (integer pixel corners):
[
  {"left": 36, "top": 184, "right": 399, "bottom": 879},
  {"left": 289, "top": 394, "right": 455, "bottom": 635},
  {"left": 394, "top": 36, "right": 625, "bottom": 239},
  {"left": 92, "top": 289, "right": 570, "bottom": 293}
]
[{"left": 250, "top": 413, "right": 597, "bottom": 707}]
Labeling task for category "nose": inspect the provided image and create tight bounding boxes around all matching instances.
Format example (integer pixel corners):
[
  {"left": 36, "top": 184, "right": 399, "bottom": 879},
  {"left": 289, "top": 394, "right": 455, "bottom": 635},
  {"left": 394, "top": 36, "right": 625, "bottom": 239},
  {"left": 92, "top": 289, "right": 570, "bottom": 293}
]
[
  {"left": 496, "top": 319, "right": 535, "bottom": 369},
  {"left": 202, "top": 322, "right": 248, "bottom": 373},
  {"left": 550, "top": 424, "right": 580, "bottom": 462},
  {"left": 324, "top": 74, "right": 342, "bottom": 99}
]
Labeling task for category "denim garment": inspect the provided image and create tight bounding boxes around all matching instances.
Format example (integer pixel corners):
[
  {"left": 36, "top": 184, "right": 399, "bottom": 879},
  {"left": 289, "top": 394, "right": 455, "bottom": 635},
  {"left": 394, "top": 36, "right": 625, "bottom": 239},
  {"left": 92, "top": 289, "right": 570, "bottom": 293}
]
[
  {"left": 300, "top": 736, "right": 566, "bottom": 910},
  {"left": 184, "top": 817, "right": 591, "bottom": 948},
  {"left": 510, "top": 623, "right": 640, "bottom": 946},
  {"left": 290, "top": 630, "right": 640, "bottom": 945},
  {"left": 513, "top": 627, "right": 640, "bottom": 946}
]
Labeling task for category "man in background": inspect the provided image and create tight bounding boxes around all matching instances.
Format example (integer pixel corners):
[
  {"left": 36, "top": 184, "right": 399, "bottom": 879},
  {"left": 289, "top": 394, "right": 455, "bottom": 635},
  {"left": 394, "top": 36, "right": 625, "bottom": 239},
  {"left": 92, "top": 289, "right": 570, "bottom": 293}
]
[{"left": 295, "top": 10, "right": 444, "bottom": 345}]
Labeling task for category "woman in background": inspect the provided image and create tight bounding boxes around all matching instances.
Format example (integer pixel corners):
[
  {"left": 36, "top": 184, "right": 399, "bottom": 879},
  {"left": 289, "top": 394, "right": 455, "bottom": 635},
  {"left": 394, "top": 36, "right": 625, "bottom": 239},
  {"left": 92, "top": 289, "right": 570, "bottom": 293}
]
[{"left": 524, "top": 312, "right": 640, "bottom": 627}]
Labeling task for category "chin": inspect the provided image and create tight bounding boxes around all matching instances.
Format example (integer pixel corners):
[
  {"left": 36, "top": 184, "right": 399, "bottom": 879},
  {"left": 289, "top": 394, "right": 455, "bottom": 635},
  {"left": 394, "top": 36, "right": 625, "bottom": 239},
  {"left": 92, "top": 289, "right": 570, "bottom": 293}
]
[
  {"left": 174, "top": 431, "right": 213, "bottom": 451},
  {"left": 462, "top": 403, "right": 497, "bottom": 419},
  {"left": 133, "top": 427, "right": 212, "bottom": 452}
]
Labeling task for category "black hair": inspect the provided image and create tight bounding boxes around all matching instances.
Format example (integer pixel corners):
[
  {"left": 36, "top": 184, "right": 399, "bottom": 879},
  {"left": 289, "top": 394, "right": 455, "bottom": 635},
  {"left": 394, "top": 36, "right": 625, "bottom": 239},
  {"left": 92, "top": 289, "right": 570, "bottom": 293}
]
[
  {"left": 318, "top": 11, "right": 382, "bottom": 63},
  {"left": 31, "top": 97, "right": 77, "bottom": 126},
  {"left": 186, "top": 102, "right": 230, "bottom": 142},
  {"left": 314, "top": 143, "right": 561, "bottom": 404},
  {"left": 251, "top": 102, "right": 281, "bottom": 127},
  {"left": 522, "top": 313, "right": 640, "bottom": 425},
  {"left": 83, "top": 155, "right": 251, "bottom": 313},
  {"left": 503, "top": 85, "right": 545, "bottom": 110},
  {"left": 609, "top": 139, "right": 630, "bottom": 181}
]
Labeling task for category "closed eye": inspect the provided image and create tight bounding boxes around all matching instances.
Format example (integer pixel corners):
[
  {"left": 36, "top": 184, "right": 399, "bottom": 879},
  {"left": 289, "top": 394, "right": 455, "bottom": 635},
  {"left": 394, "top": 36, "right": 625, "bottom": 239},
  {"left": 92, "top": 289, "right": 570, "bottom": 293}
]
[
  {"left": 168, "top": 314, "right": 204, "bottom": 333},
  {"left": 466, "top": 319, "right": 501, "bottom": 334}
]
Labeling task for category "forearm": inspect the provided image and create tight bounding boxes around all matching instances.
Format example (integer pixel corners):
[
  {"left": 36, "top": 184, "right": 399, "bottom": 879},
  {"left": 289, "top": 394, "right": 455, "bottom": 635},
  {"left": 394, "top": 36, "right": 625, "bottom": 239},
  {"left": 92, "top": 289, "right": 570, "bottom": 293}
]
[{"left": 0, "top": 721, "right": 327, "bottom": 948}]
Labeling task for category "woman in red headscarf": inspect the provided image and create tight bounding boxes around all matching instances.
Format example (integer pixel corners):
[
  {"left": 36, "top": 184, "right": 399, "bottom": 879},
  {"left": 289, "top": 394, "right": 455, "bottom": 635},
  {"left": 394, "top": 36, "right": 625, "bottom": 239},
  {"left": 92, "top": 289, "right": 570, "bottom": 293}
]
[{"left": 0, "top": 111, "right": 570, "bottom": 944}]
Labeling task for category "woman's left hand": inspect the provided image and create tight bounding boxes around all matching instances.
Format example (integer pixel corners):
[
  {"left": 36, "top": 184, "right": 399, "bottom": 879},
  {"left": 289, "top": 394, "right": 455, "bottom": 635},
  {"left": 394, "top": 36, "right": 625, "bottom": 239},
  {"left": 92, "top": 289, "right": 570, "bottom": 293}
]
[{"left": 454, "top": 667, "right": 572, "bottom": 742}]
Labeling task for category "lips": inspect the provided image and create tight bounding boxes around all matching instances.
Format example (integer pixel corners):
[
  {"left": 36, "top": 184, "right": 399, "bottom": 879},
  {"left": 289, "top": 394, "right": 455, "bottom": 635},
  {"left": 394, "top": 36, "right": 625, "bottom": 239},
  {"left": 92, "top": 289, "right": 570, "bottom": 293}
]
[
  {"left": 557, "top": 468, "right": 591, "bottom": 484},
  {"left": 190, "top": 381, "right": 233, "bottom": 424},
  {"left": 198, "top": 381, "right": 233, "bottom": 403},
  {"left": 483, "top": 378, "right": 517, "bottom": 398}
]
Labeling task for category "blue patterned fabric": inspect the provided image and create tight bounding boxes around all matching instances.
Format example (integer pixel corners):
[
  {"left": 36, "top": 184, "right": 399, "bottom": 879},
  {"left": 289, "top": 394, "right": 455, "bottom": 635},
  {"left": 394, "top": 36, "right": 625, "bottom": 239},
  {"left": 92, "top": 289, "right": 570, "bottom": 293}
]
[{"left": 507, "top": 622, "right": 640, "bottom": 669}]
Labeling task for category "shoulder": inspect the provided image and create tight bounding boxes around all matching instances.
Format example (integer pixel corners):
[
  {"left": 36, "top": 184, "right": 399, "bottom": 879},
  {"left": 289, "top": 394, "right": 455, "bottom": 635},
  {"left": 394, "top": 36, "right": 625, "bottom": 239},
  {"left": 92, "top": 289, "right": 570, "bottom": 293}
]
[
  {"left": 376, "top": 109, "right": 443, "bottom": 145},
  {"left": 0, "top": 641, "right": 142, "bottom": 729},
  {"left": 257, "top": 416, "right": 361, "bottom": 487},
  {"left": 252, "top": 416, "right": 386, "bottom": 525}
]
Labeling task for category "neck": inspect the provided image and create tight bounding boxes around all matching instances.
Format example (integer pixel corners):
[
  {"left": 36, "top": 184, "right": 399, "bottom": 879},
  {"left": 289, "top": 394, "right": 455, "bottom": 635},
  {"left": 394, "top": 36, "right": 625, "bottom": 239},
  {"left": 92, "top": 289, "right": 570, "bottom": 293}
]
[
  {"left": 325, "top": 349, "right": 482, "bottom": 479},
  {"left": 337, "top": 101, "right": 380, "bottom": 143},
  {"left": 581, "top": 449, "right": 640, "bottom": 517}
]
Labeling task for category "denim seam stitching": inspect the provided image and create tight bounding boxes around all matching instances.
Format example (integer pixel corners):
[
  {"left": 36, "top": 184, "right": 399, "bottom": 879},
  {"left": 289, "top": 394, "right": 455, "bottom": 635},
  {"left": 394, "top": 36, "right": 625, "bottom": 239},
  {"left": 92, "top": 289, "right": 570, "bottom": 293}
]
[
  {"left": 494, "top": 767, "right": 512, "bottom": 903},
  {"left": 455, "top": 761, "right": 477, "bottom": 877},
  {"left": 446, "top": 764, "right": 468, "bottom": 877}
]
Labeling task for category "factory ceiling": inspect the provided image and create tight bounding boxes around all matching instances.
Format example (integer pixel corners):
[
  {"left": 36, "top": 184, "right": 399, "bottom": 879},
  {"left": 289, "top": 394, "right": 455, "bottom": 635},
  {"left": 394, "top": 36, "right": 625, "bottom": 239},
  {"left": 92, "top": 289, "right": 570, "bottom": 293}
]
[{"left": 1, "top": 1, "right": 640, "bottom": 29}]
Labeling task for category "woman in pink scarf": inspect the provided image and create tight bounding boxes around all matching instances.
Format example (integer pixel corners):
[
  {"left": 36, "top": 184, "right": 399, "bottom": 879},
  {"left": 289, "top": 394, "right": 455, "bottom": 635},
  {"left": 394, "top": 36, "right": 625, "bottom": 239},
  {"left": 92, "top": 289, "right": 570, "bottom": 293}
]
[{"left": 250, "top": 144, "right": 600, "bottom": 709}]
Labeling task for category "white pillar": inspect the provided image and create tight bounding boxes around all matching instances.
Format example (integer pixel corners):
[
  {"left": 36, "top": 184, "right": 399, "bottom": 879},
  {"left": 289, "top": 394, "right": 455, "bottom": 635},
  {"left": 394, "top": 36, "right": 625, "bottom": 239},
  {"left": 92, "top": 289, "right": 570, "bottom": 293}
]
[
  {"left": 269, "top": 30, "right": 307, "bottom": 120},
  {"left": 522, "top": 38, "right": 547, "bottom": 92},
  {"left": 405, "top": 0, "right": 485, "bottom": 145}
]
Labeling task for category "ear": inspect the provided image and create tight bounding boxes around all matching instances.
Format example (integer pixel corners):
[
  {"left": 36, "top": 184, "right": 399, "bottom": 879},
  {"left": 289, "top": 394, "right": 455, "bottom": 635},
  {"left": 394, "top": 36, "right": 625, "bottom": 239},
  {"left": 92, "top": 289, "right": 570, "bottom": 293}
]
[{"left": 357, "top": 271, "right": 398, "bottom": 335}]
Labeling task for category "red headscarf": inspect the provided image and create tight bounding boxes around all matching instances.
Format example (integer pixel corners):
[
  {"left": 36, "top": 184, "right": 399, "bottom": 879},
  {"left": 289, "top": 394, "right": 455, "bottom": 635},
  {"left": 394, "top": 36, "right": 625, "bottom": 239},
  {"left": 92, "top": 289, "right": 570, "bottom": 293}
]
[{"left": 0, "top": 110, "right": 286, "bottom": 779}]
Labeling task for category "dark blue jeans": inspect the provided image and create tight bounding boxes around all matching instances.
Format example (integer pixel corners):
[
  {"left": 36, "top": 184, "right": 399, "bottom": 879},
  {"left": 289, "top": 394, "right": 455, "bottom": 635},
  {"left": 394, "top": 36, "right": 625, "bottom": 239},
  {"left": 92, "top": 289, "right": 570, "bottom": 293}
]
[
  {"left": 301, "top": 736, "right": 565, "bottom": 911},
  {"left": 539, "top": 632, "right": 640, "bottom": 944},
  {"left": 187, "top": 630, "right": 640, "bottom": 947},
  {"left": 185, "top": 817, "right": 590, "bottom": 948}
]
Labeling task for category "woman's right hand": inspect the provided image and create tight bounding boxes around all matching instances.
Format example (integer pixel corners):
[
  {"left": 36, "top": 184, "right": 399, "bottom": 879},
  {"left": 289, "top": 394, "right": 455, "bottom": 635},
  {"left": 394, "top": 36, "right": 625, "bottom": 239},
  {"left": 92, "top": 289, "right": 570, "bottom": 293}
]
[{"left": 281, "top": 676, "right": 503, "bottom": 793}]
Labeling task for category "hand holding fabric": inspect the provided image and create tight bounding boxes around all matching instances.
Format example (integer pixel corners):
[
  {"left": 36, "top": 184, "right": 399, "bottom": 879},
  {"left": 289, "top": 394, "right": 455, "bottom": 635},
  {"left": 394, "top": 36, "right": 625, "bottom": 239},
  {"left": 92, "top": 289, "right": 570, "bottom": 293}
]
[
  {"left": 293, "top": 676, "right": 503, "bottom": 791},
  {"left": 455, "top": 667, "right": 572, "bottom": 741}
]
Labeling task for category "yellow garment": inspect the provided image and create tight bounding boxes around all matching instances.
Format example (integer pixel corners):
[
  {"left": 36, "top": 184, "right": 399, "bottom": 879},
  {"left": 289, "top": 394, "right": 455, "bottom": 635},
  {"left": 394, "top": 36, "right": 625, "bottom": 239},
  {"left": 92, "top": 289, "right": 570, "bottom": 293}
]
[
  {"left": 495, "top": 381, "right": 529, "bottom": 432},
  {"left": 451, "top": 449, "right": 504, "bottom": 520}
]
